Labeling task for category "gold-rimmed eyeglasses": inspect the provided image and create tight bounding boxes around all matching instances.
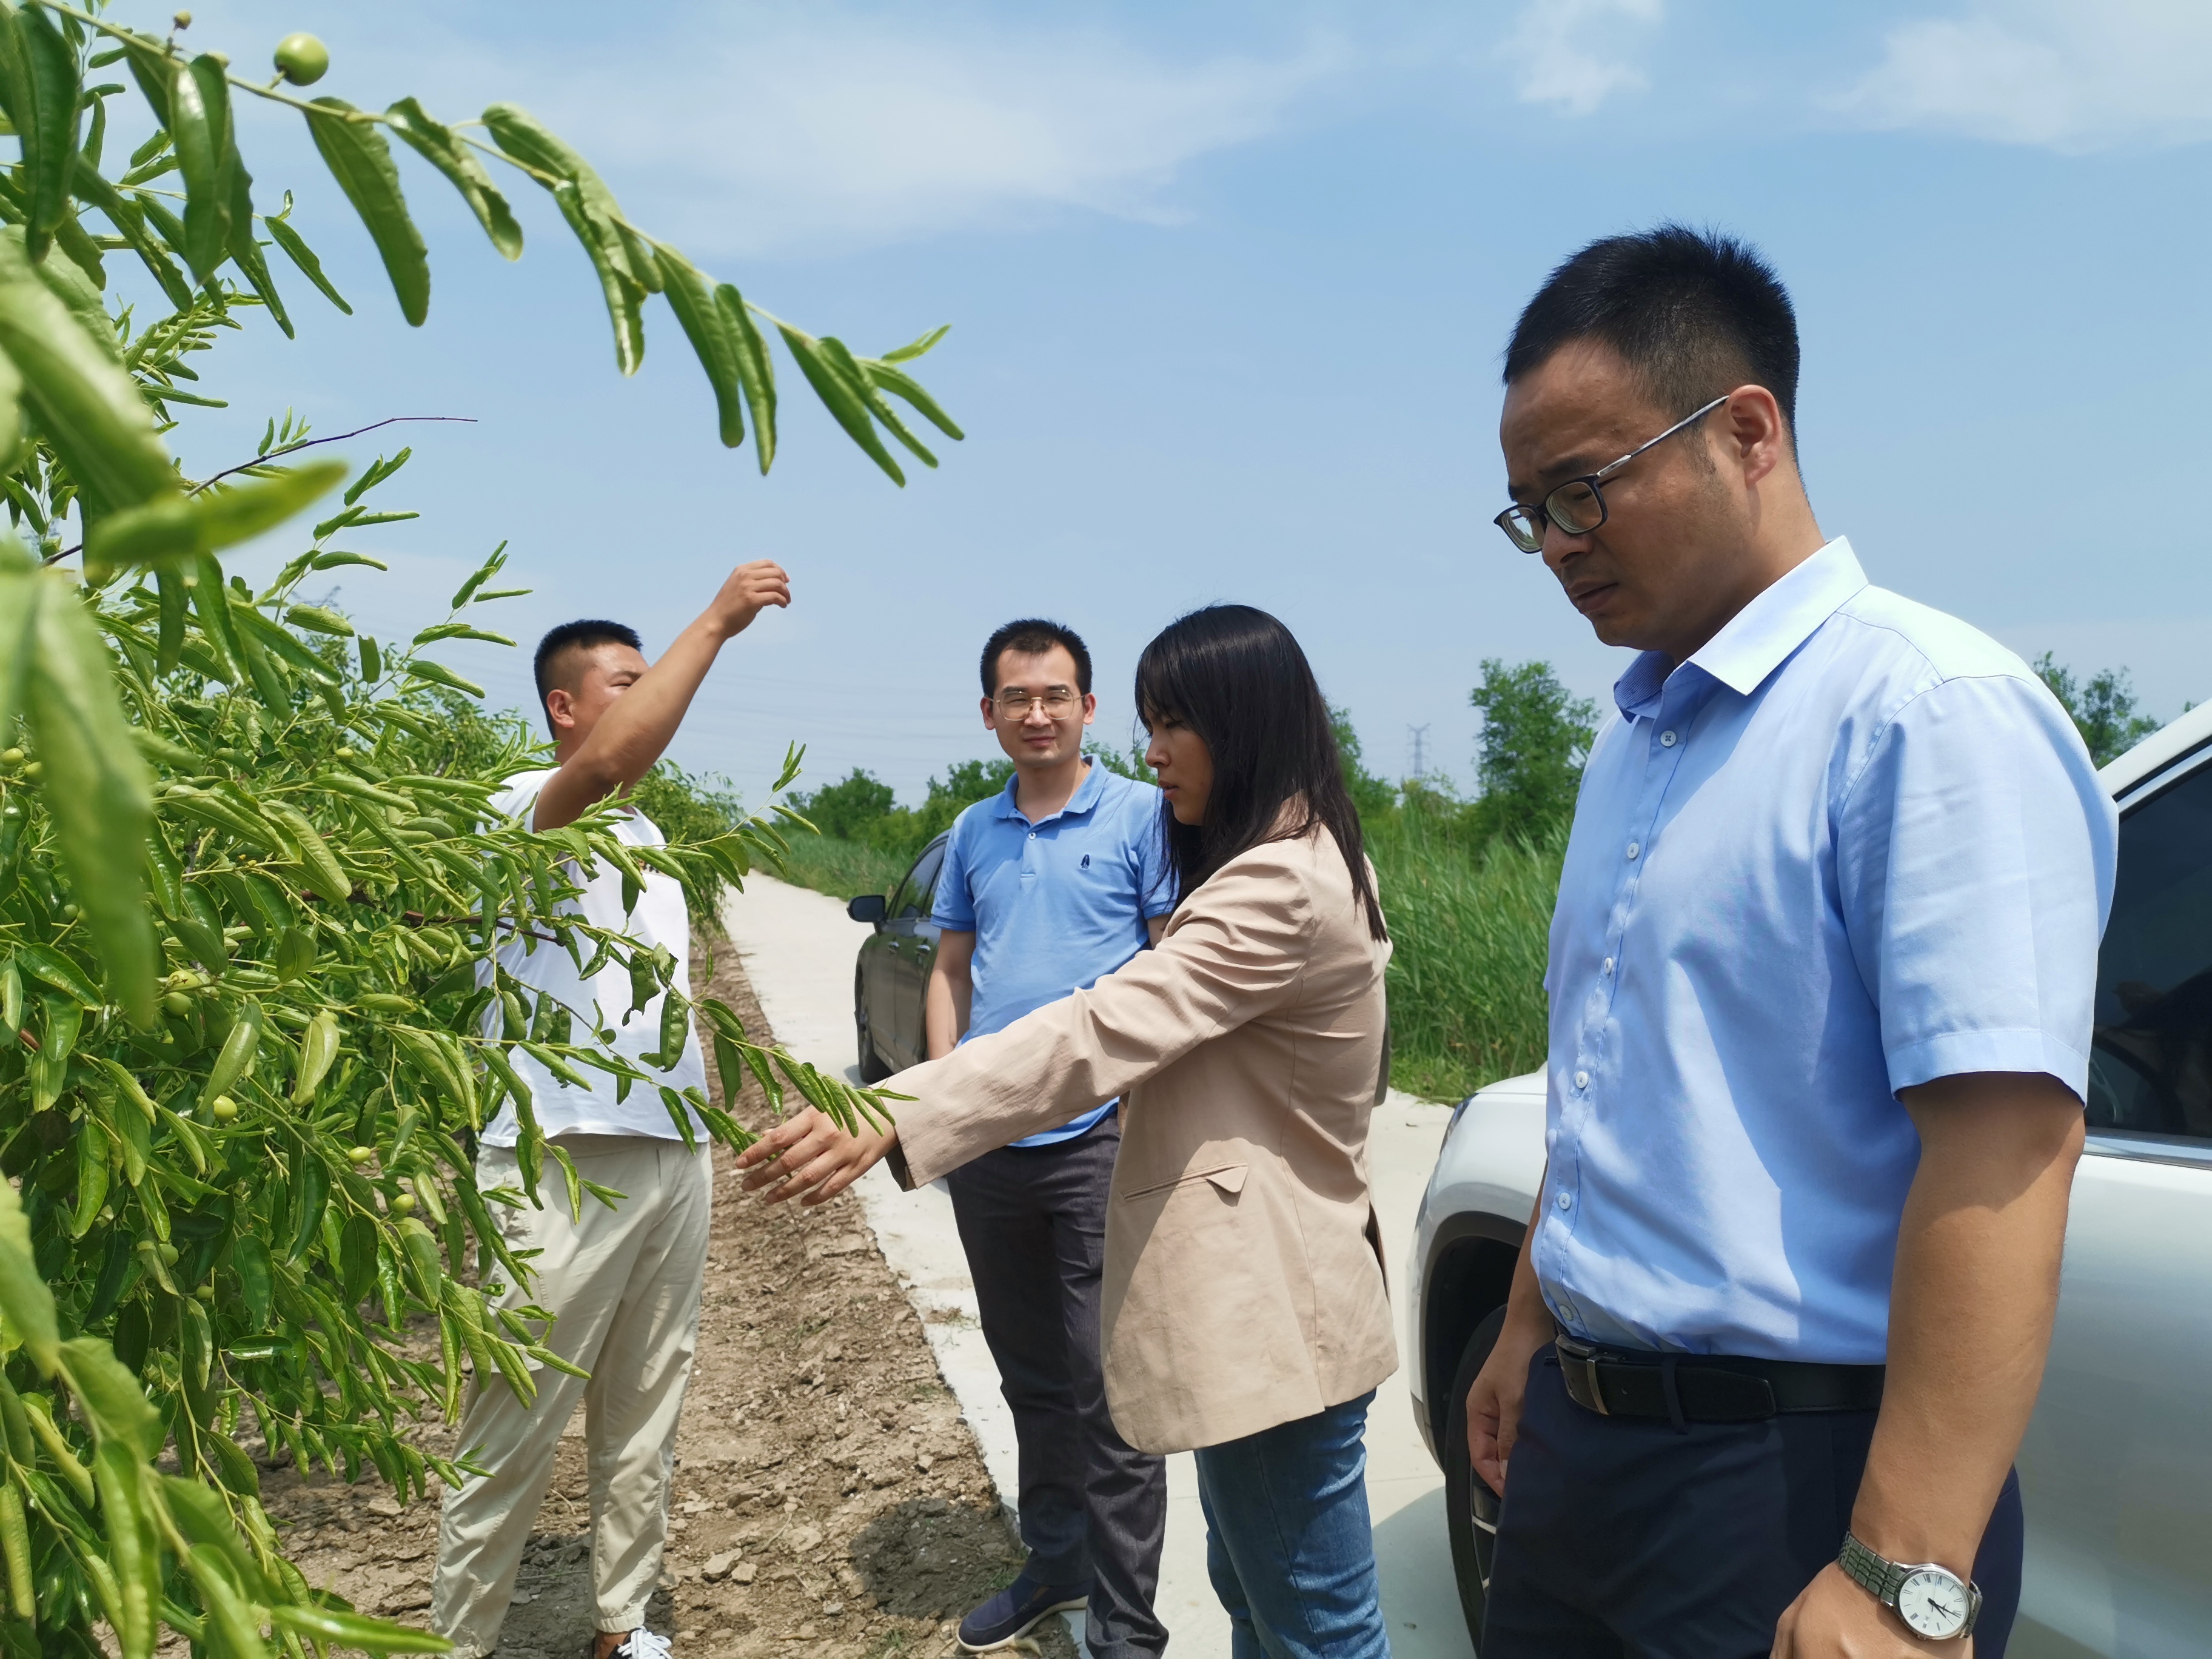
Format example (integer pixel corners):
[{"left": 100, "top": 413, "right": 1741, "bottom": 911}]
[
  {"left": 993, "top": 689, "right": 1081, "bottom": 719},
  {"left": 1494, "top": 393, "right": 1731, "bottom": 554}
]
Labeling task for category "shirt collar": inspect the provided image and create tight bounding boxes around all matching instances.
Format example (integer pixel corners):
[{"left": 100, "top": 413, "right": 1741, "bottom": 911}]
[
  {"left": 1614, "top": 536, "right": 1868, "bottom": 717},
  {"left": 990, "top": 759, "right": 1108, "bottom": 823}
]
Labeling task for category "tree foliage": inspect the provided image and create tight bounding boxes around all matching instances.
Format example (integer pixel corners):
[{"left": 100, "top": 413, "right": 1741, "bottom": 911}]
[
  {"left": 1466, "top": 657, "right": 1598, "bottom": 845},
  {"left": 2033, "top": 652, "right": 2162, "bottom": 768},
  {"left": 0, "top": 3, "right": 941, "bottom": 1652}
]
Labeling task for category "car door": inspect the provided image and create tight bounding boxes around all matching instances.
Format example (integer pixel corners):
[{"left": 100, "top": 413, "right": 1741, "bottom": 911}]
[
  {"left": 869, "top": 836, "right": 946, "bottom": 1073},
  {"left": 2016, "top": 745, "right": 2212, "bottom": 1658}
]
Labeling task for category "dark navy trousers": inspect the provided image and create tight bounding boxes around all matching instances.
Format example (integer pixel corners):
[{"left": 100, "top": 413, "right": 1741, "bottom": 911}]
[
  {"left": 1483, "top": 1349, "right": 2023, "bottom": 1658},
  {"left": 945, "top": 1114, "right": 1168, "bottom": 1659}
]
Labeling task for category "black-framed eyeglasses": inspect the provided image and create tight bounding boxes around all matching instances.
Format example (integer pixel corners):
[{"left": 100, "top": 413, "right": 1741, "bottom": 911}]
[{"left": 1493, "top": 393, "right": 1731, "bottom": 555}]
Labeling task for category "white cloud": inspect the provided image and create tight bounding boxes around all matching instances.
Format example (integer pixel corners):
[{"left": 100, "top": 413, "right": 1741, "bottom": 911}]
[
  {"left": 591, "top": 18, "right": 1344, "bottom": 256},
  {"left": 1837, "top": 1, "right": 2212, "bottom": 150},
  {"left": 1499, "top": 0, "right": 1664, "bottom": 118}
]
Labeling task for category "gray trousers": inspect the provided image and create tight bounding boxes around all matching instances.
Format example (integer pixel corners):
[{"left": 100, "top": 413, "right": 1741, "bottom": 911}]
[{"left": 945, "top": 1113, "right": 1168, "bottom": 1659}]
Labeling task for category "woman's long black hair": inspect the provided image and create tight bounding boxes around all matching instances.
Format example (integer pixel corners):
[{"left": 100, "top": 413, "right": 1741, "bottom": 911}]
[{"left": 1134, "top": 605, "right": 1387, "bottom": 940}]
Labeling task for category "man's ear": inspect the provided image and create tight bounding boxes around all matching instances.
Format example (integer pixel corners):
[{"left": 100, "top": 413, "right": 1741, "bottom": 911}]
[
  {"left": 545, "top": 688, "right": 576, "bottom": 735},
  {"left": 980, "top": 694, "right": 999, "bottom": 731},
  {"left": 1082, "top": 693, "right": 1098, "bottom": 728},
  {"left": 1718, "top": 383, "right": 1788, "bottom": 490}
]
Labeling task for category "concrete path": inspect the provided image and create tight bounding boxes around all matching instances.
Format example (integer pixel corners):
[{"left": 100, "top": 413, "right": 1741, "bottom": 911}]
[{"left": 717, "top": 874, "right": 1470, "bottom": 1658}]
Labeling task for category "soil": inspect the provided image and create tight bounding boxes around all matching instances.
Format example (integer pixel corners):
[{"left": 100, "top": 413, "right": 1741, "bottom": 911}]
[{"left": 253, "top": 928, "right": 1078, "bottom": 1659}]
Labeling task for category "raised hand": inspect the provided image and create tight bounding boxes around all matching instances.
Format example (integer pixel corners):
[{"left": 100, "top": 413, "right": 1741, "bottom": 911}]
[
  {"left": 706, "top": 558, "right": 791, "bottom": 639},
  {"left": 735, "top": 1105, "right": 897, "bottom": 1205}
]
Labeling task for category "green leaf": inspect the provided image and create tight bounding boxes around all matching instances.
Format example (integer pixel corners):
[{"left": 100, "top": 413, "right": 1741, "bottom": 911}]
[
  {"left": 0, "top": 231, "right": 174, "bottom": 520},
  {"left": 183, "top": 1544, "right": 266, "bottom": 1659},
  {"left": 85, "top": 458, "right": 347, "bottom": 571},
  {"left": 0, "top": 563, "right": 35, "bottom": 743},
  {"left": 263, "top": 209, "right": 354, "bottom": 316},
  {"left": 59, "top": 1341, "right": 161, "bottom": 1460},
  {"left": 223, "top": 173, "right": 292, "bottom": 339},
  {"left": 404, "top": 658, "right": 484, "bottom": 699},
  {"left": 286, "top": 603, "right": 353, "bottom": 636},
  {"left": 825, "top": 333, "right": 935, "bottom": 468},
  {"left": 90, "top": 1443, "right": 157, "bottom": 1659},
  {"left": 12, "top": 5, "right": 84, "bottom": 265},
  {"left": 413, "top": 623, "right": 512, "bottom": 647},
  {"left": 269, "top": 1601, "right": 457, "bottom": 1653},
  {"left": 449, "top": 540, "right": 507, "bottom": 609},
  {"left": 69, "top": 166, "right": 193, "bottom": 311},
  {"left": 385, "top": 96, "right": 522, "bottom": 260},
  {"left": 167, "top": 54, "right": 238, "bottom": 284},
  {"left": 658, "top": 249, "right": 744, "bottom": 449},
  {"left": 26, "top": 584, "right": 156, "bottom": 1025},
  {"left": 881, "top": 322, "right": 950, "bottom": 363},
  {"left": 776, "top": 322, "right": 903, "bottom": 484},
  {"left": 0, "top": 1182, "right": 57, "bottom": 1371},
  {"left": 483, "top": 103, "right": 645, "bottom": 374},
  {"left": 303, "top": 99, "right": 429, "bottom": 326},
  {"left": 716, "top": 283, "right": 776, "bottom": 474},
  {"left": 116, "top": 32, "right": 171, "bottom": 130},
  {"left": 861, "top": 355, "right": 965, "bottom": 440}
]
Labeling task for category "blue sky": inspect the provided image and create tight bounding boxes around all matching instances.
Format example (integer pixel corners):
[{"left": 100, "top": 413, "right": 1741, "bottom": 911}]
[{"left": 146, "top": 0, "right": 2212, "bottom": 804}]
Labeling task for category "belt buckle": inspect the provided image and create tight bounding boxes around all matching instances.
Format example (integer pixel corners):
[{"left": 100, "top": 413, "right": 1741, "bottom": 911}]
[{"left": 1555, "top": 1333, "right": 1610, "bottom": 1417}]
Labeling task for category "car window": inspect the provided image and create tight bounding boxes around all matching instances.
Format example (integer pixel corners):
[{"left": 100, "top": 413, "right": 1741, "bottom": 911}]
[
  {"left": 2087, "top": 756, "right": 2212, "bottom": 1140},
  {"left": 890, "top": 840, "right": 947, "bottom": 921}
]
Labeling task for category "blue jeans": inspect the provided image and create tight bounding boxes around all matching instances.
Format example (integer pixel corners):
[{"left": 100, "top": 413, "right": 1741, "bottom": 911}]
[{"left": 1192, "top": 1391, "right": 1390, "bottom": 1659}]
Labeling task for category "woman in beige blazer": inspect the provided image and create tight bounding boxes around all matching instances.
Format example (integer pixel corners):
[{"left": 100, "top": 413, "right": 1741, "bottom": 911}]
[{"left": 741, "top": 605, "right": 1396, "bottom": 1658}]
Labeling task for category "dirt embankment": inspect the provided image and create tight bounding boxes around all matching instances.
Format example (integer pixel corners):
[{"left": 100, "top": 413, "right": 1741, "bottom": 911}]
[{"left": 256, "top": 929, "right": 1076, "bottom": 1659}]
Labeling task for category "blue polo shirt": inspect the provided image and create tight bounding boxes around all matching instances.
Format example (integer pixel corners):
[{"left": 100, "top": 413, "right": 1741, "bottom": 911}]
[{"left": 933, "top": 763, "right": 1175, "bottom": 1146}]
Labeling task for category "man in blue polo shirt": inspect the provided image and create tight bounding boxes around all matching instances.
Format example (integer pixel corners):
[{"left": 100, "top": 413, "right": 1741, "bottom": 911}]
[{"left": 928, "top": 619, "right": 1171, "bottom": 1659}]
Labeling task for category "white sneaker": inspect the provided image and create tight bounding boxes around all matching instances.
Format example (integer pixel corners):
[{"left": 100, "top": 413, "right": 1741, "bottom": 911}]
[{"left": 612, "top": 1633, "right": 672, "bottom": 1659}]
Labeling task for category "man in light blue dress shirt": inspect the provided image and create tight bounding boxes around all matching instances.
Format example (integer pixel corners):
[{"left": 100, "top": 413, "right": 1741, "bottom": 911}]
[{"left": 1466, "top": 227, "right": 2116, "bottom": 1657}]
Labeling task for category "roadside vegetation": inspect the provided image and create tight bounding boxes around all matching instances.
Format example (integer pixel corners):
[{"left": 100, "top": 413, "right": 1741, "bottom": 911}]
[{"left": 772, "top": 650, "right": 2176, "bottom": 1103}]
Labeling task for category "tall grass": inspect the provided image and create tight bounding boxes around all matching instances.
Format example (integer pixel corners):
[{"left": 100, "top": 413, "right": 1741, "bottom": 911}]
[
  {"left": 1370, "top": 814, "right": 1563, "bottom": 1102},
  {"left": 769, "top": 834, "right": 911, "bottom": 906}
]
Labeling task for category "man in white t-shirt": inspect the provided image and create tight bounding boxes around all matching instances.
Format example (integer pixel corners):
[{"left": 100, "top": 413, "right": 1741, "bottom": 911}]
[{"left": 432, "top": 561, "right": 789, "bottom": 1659}]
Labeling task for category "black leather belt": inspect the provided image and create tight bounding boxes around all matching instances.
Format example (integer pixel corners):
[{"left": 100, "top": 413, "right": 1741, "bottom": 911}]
[{"left": 1555, "top": 1332, "right": 1884, "bottom": 1424}]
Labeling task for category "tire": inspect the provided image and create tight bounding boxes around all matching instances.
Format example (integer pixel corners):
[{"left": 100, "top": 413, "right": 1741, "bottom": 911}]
[
  {"left": 855, "top": 985, "right": 891, "bottom": 1084},
  {"left": 1443, "top": 1304, "right": 1510, "bottom": 1651}
]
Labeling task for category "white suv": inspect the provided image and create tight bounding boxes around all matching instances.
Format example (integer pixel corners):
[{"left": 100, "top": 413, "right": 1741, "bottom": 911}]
[{"left": 1406, "top": 703, "right": 2212, "bottom": 1657}]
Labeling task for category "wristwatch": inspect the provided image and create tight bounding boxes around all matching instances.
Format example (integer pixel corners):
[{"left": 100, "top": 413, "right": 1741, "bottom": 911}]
[{"left": 1838, "top": 1532, "right": 1981, "bottom": 1640}]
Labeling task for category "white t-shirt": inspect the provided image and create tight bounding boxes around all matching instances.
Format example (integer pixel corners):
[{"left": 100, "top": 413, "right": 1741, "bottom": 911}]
[{"left": 477, "top": 768, "right": 709, "bottom": 1145}]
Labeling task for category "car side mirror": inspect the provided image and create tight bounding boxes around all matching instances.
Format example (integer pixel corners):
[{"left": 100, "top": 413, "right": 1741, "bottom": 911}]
[{"left": 846, "top": 893, "right": 887, "bottom": 925}]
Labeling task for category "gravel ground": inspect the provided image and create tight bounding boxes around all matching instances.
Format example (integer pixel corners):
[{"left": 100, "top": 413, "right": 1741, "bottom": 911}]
[{"left": 253, "top": 926, "right": 1076, "bottom": 1659}]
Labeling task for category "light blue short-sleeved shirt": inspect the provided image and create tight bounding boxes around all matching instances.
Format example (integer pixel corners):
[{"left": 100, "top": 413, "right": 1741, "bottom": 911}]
[
  {"left": 933, "top": 763, "right": 1175, "bottom": 1147},
  {"left": 1537, "top": 538, "right": 2117, "bottom": 1364}
]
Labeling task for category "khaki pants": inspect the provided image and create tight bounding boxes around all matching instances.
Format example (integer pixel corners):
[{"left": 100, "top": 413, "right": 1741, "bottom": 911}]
[{"left": 432, "top": 1134, "right": 712, "bottom": 1657}]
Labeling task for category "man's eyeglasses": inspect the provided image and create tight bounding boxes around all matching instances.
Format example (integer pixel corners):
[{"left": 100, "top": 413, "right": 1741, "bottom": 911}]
[
  {"left": 993, "top": 689, "right": 1081, "bottom": 719},
  {"left": 1494, "top": 393, "right": 1731, "bottom": 555}
]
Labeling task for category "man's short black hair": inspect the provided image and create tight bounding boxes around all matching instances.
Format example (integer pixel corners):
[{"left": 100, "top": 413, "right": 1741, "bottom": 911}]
[
  {"left": 980, "top": 618, "right": 1091, "bottom": 697},
  {"left": 1504, "top": 224, "right": 1800, "bottom": 437},
  {"left": 534, "top": 619, "right": 642, "bottom": 732}
]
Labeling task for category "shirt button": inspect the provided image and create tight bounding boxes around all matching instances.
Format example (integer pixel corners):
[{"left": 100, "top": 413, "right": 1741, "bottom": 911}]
[
  {"left": 1602, "top": 957, "right": 1614, "bottom": 976},
  {"left": 1556, "top": 1190, "right": 1572, "bottom": 1210},
  {"left": 1660, "top": 729, "right": 1678, "bottom": 747},
  {"left": 1573, "top": 1070, "right": 1590, "bottom": 1090},
  {"left": 1557, "top": 1299, "right": 1579, "bottom": 1324},
  {"left": 1625, "top": 841, "right": 1641, "bottom": 860}
]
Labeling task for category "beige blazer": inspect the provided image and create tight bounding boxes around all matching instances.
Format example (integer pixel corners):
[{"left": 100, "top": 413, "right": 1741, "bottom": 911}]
[{"left": 886, "top": 825, "right": 1397, "bottom": 1455}]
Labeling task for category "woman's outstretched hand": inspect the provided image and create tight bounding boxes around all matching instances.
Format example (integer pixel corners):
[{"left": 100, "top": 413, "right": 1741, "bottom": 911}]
[{"left": 734, "top": 1107, "right": 899, "bottom": 1205}]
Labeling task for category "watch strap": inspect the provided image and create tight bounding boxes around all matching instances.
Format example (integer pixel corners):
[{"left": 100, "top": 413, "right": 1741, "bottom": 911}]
[
  {"left": 1837, "top": 1532, "right": 1982, "bottom": 1638},
  {"left": 1837, "top": 1532, "right": 1904, "bottom": 1607}
]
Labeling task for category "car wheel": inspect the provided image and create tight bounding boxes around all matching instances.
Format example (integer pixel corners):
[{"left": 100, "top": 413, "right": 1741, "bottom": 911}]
[
  {"left": 855, "top": 991, "right": 891, "bottom": 1084},
  {"left": 1443, "top": 1304, "right": 1509, "bottom": 1651}
]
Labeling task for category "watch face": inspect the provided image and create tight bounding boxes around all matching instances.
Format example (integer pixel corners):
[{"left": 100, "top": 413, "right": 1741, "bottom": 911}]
[{"left": 1896, "top": 1568, "right": 1971, "bottom": 1638}]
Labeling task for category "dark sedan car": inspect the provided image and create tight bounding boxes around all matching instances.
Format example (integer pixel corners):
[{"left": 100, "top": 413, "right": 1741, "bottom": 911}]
[{"left": 845, "top": 833, "right": 948, "bottom": 1082}]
